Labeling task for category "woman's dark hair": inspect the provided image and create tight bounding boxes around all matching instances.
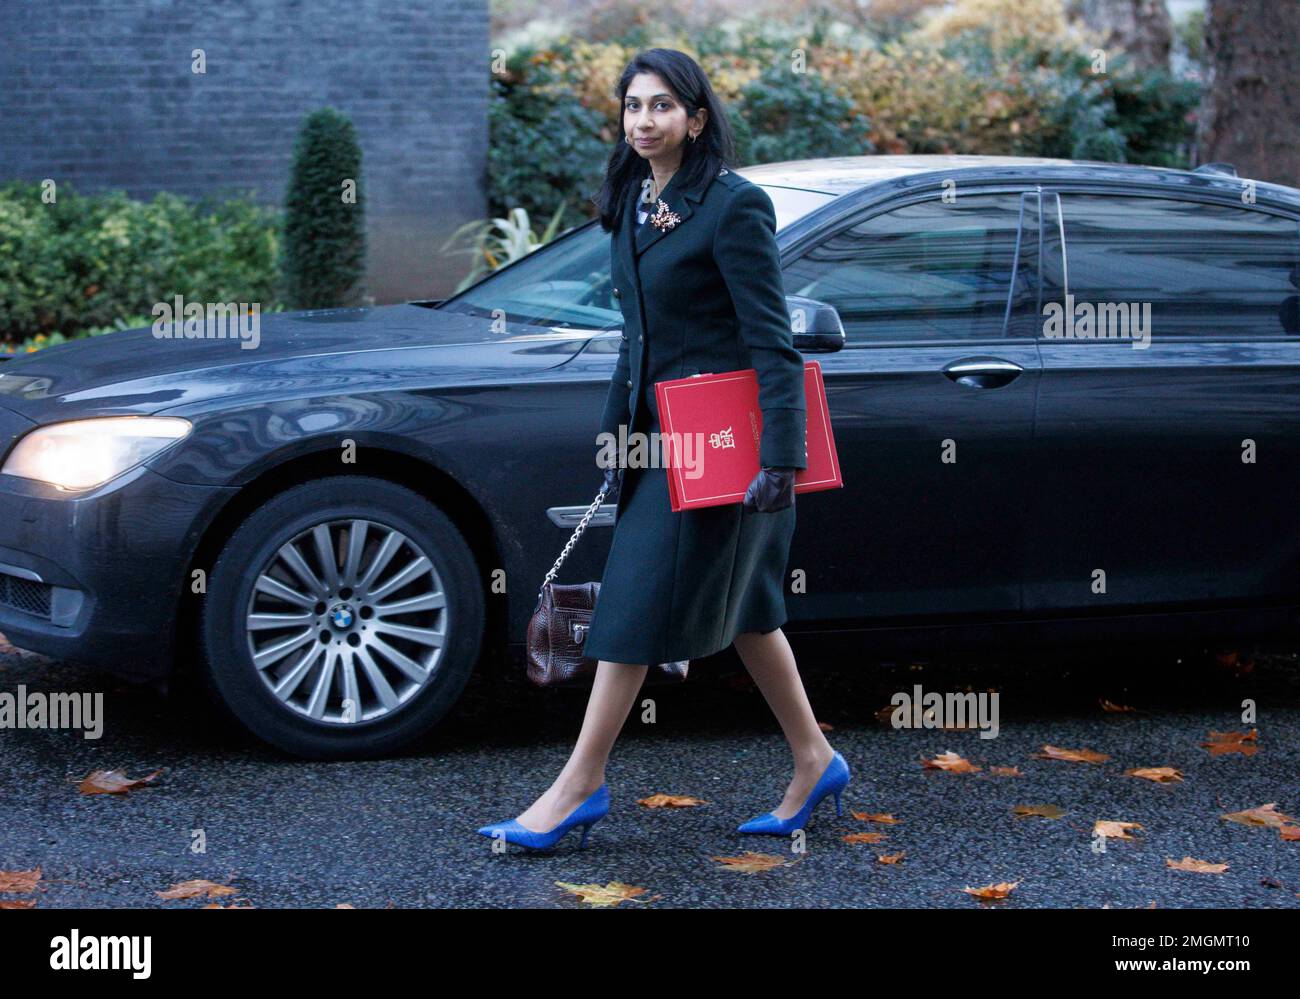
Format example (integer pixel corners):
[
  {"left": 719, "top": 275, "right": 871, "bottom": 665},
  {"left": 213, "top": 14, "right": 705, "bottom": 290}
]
[{"left": 592, "top": 48, "right": 737, "bottom": 232}]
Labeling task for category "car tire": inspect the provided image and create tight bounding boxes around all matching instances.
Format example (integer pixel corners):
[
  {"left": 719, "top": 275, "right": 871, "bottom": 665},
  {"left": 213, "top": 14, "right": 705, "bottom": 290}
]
[{"left": 198, "top": 476, "right": 484, "bottom": 759}]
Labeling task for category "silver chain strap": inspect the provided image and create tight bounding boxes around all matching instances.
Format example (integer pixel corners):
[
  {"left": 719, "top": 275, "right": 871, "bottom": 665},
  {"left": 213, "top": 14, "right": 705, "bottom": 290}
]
[{"left": 539, "top": 485, "right": 610, "bottom": 601}]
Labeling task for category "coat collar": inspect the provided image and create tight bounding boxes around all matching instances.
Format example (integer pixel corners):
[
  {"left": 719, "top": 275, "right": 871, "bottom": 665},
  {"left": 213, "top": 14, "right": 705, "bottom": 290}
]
[{"left": 630, "top": 164, "right": 722, "bottom": 258}]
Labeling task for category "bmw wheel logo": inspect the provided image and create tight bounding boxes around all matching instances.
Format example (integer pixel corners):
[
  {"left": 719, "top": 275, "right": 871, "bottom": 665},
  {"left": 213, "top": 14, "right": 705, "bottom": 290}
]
[{"left": 330, "top": 605, "right": 354, "bottom": 629}]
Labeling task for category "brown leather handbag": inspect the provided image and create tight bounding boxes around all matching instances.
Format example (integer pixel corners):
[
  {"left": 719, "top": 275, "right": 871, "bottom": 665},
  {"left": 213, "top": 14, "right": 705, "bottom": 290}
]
[{"left": 526, "top": 482, "right": 689, "bottom": 688}]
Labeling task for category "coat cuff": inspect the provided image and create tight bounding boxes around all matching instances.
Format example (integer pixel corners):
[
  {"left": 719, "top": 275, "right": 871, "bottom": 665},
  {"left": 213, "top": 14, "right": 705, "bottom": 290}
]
[{"left": 760, "top": 406, "right": 808, "bottom": 470}]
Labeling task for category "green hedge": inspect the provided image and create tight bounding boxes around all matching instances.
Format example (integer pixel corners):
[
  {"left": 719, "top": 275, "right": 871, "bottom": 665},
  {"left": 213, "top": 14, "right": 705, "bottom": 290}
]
[{"left": 0, "top": 181, "right": 281, "bottom": 349}]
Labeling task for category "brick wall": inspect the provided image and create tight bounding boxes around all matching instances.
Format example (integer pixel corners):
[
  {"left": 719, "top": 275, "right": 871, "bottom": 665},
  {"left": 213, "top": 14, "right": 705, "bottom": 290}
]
[{"left": 0, "top": 0, "right": 488, "bottom": 303}]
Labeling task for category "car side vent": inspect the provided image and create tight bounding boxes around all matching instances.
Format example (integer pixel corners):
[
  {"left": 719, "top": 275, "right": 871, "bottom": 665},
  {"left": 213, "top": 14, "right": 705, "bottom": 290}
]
[
  {"left": 0, "top": 572, "right": 53, "bottom": 620},
  {"left": 1194, "top": 162, "right": 1238, "bottom": 177}
]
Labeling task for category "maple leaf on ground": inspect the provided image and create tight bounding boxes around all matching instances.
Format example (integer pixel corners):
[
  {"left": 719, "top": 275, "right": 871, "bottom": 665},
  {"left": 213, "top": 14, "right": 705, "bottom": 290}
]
[
  {"left": 1280, "top": 825, "right": 1300, "bottom": 842},
  {"left": 851, "top": 811, "right": 900, "bottom": 824},
  {"left": 1206, "top": 728, "right": 1257, "bottom": 744},
  {"left": 922, "top": 751, "right": 980, "bottom": 773},
  {"left": 962, "top": 880, "right": 1020, "bottom": 900},
  {"left": 1033, "top": 745, "right": 1110, "bottom": 764},
  {"left": 1094, "top": 820, "right": 1144, "bottom": 840},
  {"left": 200, "top": 902, "right": 256, "bottom": 908},
  {"left": 990, "top": 765, "right": 1023, "bottom": 777},
  {"left": 1099, "top": 699, "right": 1136, "bottom": 713},
  {"left": 1012, "top": 804, "right": 1066, "bottom": 819},
  {"left": 1167, "top": 856, "right": 1228, "bottom": 874},
  {"left": 709, "top": 852, "right": 792, "bottom": 874},
  {"left": 1202, "top": 730, "right": 1259, "bottom": 757},
  {"left": 637, "top": 793, "right": 707, "bottom": 809},
  {"left": 554, "top": 881, "right": 654, "bottom": 907},
  {"left": 1124, "top": 766, "right": 1184, "bottom": 783},
  {"left": 0, "top": 898, "right": 36, "bottom": 908},
  {"left": 78, "top": 768, "right": 164, "bottom": 795},
  {"left": 155, "top": 879, "right": 238, "bottom": 900},
  {"left": 878, "top": 852, "right": 906, "bottom": 864},
  {"left": 842, "top": 831, "right": 889, "bottom": 844},
  {"left": 1220, "top": 802, "right": 1296, "bottom": 829},
  {"left": 0, "top": 868, "right": 41, "bottom": 893}
]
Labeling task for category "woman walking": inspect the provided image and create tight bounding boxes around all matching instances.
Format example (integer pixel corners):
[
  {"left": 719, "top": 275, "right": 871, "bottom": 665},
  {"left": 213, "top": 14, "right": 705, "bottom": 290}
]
[{"left": 477, "top": 48, "right": 848, "bottom": 850}]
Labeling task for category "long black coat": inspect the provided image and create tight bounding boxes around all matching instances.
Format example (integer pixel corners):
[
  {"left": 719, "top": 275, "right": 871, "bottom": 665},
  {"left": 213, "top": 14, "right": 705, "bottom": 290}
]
[{"left": 582, "top": 165, "right": 808, "bottom": 666}]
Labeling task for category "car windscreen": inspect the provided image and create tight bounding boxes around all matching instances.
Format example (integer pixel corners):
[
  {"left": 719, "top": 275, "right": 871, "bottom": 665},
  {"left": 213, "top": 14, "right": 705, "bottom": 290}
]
[{"left": 437, "top": 184, "right": 837, "bottom": 331}]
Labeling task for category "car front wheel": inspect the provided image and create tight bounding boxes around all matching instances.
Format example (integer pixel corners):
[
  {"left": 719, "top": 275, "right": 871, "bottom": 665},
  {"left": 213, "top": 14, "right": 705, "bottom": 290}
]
[{"left": 199, "top": 476, "right": 484, "bottom": 759}]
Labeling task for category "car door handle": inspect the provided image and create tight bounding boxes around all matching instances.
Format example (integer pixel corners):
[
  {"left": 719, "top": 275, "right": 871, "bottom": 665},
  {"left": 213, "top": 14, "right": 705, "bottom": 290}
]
[
  {"left": 548, "top": 505, "right": 616, "bottom": 528},
  {"left": 942, "top": 358, "right": 1024, "bottom": 389}
]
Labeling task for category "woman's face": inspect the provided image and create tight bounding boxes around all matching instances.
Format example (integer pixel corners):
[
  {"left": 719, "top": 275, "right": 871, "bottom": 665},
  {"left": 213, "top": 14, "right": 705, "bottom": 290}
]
[{"left": 623, "top": 71, "right": 704, "bottom": 166}]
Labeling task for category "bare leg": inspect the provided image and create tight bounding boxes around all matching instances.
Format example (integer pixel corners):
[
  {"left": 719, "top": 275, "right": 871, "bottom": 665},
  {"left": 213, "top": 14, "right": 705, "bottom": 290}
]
[
  {"left": 514, "top": 660, "right": 650, "bottom": 832},
  {"left": 732, "top": 627, "right": 835, "bottom": 820}
]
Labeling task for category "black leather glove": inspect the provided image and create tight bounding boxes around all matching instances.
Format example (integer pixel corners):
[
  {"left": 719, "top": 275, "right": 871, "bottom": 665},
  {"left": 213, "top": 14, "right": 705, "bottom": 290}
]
[
  {"left": 600, "top": 464, "right": 622, "bottom": 504},
  {"left": 743, "top": 466, "right": 796, "bottom": 513}
]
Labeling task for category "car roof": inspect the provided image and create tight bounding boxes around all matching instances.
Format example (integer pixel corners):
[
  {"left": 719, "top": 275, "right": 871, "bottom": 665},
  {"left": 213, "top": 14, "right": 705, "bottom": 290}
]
[
  {"left": 735, "top": 155, "right": 1083, "bottom": 193},
  {"left": 735, "top": 154, "right": 1300, "bottom": 207}
]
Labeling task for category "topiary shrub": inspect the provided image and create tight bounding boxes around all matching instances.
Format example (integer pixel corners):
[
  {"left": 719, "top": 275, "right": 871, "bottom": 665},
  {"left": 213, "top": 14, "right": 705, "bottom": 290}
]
[{"left": 279, "top": 107, "right": 367, "bottom": 309}]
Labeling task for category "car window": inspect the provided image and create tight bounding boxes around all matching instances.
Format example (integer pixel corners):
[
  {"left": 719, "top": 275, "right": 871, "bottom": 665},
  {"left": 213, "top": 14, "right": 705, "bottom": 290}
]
[
  {"left": 437, "top": 184, "right": 836, "bottom": 330},
  {"left": 781, "top": 193, "right": 1025, "bottom": 342},
  {"left": 1045, "top": 194, "right": 1300, "bottom": 339},
  {"left": 437, "top": 221, "right": 620, "bottom": 330}
]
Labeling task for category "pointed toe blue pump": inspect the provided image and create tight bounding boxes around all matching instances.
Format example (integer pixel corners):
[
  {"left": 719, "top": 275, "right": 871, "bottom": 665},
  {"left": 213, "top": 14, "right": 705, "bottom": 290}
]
[
  {"left": 477, "top": 784, "right": 611, "bottom": 851},
  {"left": 737, "top": 751, "right": 850, "bottom": 835}
]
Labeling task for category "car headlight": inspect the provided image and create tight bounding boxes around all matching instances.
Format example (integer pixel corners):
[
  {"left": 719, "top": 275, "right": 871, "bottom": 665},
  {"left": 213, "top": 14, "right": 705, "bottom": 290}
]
[{"left": 1, "top": 416, "right": 192, "bottom": 491}]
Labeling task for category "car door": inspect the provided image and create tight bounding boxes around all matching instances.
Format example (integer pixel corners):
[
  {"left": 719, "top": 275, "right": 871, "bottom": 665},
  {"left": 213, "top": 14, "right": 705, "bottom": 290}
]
[
  {"left": 1025, "top": 188, "right": 1300, "bottom": 612},
  {"left": 779, "top": 186, "right": 1042, "bottom": 624}
]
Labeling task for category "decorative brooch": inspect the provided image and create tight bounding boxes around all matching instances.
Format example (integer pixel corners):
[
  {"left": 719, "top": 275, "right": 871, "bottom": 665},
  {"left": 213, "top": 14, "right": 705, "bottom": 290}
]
[{"left": 649, "top": 198, "right": 682, "bottom": 232}]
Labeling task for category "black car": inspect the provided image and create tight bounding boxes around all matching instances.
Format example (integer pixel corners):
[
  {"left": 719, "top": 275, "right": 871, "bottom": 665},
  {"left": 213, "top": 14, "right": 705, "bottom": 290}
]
[{"left": 2, "top": 154, "right": 1298, "bottom": 759}]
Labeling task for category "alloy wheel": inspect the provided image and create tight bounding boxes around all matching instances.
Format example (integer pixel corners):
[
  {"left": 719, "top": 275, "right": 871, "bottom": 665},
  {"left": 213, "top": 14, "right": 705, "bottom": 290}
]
[{"left": 243, "top": 518, "right": 448, "bottom": 725}]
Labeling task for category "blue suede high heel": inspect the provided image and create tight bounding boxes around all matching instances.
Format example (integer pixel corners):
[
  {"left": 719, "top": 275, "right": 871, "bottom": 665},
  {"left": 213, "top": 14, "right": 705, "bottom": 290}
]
[
  {"left": 737, "top": 751, "right": 850, "bottom": 835},
  {"left": 477, "top": 784, "right": 610, "bottom": 850}
]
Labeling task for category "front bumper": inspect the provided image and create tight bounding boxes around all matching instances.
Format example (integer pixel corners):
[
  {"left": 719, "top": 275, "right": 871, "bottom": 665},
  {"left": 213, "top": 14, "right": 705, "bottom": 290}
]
[{"left": 0, "top": 454, "right": 234, "bottom": 681}]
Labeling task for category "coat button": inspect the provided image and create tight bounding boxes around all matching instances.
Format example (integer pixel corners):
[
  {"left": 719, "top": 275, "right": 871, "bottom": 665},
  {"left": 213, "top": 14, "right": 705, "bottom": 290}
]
[
  {"left": 613, "top": 287, "right": 621, "bottom": 299},
  {"left": 626, "top": 379, "right": 633, "bottom": 389}
]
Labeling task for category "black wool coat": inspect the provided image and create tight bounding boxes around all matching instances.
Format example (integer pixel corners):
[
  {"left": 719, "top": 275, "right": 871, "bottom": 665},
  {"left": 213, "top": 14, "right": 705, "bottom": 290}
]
[{"left": 582, "top": 164, "right": 809, "bottom": 666}]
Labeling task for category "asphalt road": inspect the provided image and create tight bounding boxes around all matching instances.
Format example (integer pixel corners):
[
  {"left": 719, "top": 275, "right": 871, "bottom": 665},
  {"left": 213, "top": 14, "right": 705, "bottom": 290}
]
[{"left": 1, "top": 632, "right": 1297, "bottom": 909}]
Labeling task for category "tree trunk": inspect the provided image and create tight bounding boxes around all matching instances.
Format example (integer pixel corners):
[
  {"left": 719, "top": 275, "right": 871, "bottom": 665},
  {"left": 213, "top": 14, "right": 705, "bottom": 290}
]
[
  {"left": 1070, "top": 0, "right": 1174, "bottom": 71},
  {"left": 1198, "top": 0, "right": 1300, "bottom": 185}
]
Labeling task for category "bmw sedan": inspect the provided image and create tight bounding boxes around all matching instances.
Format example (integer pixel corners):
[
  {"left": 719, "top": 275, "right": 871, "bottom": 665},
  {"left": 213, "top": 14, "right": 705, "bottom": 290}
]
[{"left": 1, "top": 154, "right": 1298, "bottom": 759}]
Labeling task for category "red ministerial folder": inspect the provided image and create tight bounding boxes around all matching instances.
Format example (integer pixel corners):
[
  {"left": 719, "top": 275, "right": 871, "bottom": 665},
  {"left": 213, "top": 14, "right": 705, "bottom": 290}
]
[{"left": 654, "top": 360, "right": 843, "bottom": 512}]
